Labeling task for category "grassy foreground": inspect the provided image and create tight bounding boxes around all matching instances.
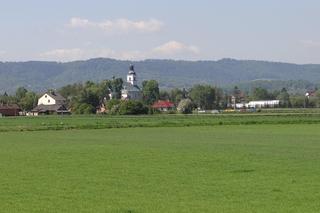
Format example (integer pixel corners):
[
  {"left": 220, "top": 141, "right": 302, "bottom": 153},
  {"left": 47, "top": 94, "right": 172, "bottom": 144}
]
[
  {"left": 1, "top": 125, "right": 320, "bottom": 212},
  {"left": 1, "top": 113, "right": 320, "bottom": 132}
]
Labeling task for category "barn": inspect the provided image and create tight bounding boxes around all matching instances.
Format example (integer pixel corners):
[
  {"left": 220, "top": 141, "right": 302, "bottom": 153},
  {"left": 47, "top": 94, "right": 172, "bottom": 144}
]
[{"left": 0, "top": 104, "right": 21, "bottom": 116}]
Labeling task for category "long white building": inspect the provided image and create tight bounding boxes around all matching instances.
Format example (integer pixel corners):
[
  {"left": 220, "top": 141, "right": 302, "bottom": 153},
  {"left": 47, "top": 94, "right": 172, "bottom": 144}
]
[{"left": 246, "top": 100, "right": 280, "bottom": 108}]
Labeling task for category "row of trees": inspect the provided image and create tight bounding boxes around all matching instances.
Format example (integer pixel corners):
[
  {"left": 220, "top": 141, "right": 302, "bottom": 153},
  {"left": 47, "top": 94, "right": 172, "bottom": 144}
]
[
  {"left": 236, "top": 87, "right": 291, "bottom": 108},
  {"left": 237, "top": 87, "right": 320, "bottom": 108},
  {"left": 18, "top": 79, "right": 218, "bottom": 114},
  {"left": 57, "top": 78, "right": 160, "bottom": 114},
  {"left": 2, "top": 79, "right": 320, "bottom": 114},
  {"left": 0, "top": 87, "right": 37, "bottom": 111}
]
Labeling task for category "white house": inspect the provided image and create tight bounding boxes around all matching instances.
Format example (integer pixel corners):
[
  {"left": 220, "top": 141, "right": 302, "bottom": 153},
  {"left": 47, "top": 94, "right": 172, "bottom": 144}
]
[
  {"left": 37, "top": 91, "right": 66, "bottom": 106},
  {"left": 121, "top": 65, "right": 142, "bottom": 100},
  {"left": 31, "top": 91, "right": 69, "bottom": 115}
]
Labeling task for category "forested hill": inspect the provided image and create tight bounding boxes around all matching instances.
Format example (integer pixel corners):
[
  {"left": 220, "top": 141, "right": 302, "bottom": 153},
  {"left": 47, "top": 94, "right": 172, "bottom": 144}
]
[{"left": 1, "top": 58, "right": 320, "bottom": 93}]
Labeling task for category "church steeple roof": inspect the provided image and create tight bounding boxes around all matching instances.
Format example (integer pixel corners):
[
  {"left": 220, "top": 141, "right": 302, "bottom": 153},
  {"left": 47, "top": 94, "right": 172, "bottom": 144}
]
[{"left": 128, "top": 64, "right": 135, "bottom": 74}]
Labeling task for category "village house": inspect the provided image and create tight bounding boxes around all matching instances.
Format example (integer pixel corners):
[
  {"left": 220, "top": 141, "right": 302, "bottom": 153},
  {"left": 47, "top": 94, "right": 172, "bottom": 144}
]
[
  {"left": 230, "top": 90, "right": 247, "bottom": 109},
  {"left": 0, "top": 103, "right": 21, "bottom": 116},
  {"left": 152, "top": 100, "right": 175, "bottom": 112},
  {"left": 30, "top": 90, "right": 69, "bottom": 116}
]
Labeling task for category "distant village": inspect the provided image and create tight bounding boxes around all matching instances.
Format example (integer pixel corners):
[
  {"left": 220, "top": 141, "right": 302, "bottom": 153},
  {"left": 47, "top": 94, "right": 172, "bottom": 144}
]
[{"left": 0, "top": 64, "right": 318, "bottom": 117}]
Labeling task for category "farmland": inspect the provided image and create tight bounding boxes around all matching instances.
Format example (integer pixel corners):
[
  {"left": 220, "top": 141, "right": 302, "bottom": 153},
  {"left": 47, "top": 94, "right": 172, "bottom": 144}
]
[
  {"left": 1, "top": 112, "right": 320, "bottom": 132},
  {"left": 1, "top": 115, "right": 320, "bottom": 212}
]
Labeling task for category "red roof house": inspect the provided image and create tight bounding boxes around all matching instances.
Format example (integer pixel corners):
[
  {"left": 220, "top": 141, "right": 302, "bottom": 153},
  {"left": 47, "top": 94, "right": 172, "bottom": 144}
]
[{"left": 152, "top": 100, "right": 175, "bottom": 112}]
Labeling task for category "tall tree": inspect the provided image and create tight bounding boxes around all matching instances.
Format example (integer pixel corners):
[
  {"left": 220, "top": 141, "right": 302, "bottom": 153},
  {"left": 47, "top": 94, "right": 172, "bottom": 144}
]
[
  {"left": 105, "top": 77, "right": 123, "bottom": 100},
  {"left": 214, "top": 88, "right": 224, "bottom": 109},
  {"left": 58, "top": 83, "right": 83, "bottom": 100},
  {"left": 0, "top": 92, "right": 15, "bottom": 104},
  {"left": 277, "top": 88, "right": 291, "bottom": 108},
  {"left": 15, "top": 87, "right": 28, "bottom": 100},
  {"left": 142, "top": 80, "right": 160, "bottom": 105},
  {"left": 159, "top": 90, "right": 170, "bottom": 100},
  {"left": 19, "top": 92, "right": 38, "bottom": 111},
  {"left": 232, "top": 86, "right": 241, "bottom": 103},
  {"left": 169, "top": 88, "right": 185, "bottom": 105},
  {"left": 251, "top": 87, "right": 273, "bottom": 100},
  {"left": 189, "top": 85, "right": 215, "bottom": 110}
]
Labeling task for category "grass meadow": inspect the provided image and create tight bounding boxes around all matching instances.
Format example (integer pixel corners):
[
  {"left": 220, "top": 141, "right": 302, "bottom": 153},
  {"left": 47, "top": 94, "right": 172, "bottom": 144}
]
[
  {"left": 1, "top": 117, "right": 320, "bottom": 212},
  {"left": 1, "top": 113, "right": 320, "bottom": 132}
]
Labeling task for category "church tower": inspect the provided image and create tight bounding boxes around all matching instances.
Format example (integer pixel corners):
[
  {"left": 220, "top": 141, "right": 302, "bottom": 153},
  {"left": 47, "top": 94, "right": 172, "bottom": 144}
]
[
  {"left": 121, "top": 64, "right": 142, "bottom": 100},
  {"left": 127, "top": 64, "right": 137, "bottom": 86}
]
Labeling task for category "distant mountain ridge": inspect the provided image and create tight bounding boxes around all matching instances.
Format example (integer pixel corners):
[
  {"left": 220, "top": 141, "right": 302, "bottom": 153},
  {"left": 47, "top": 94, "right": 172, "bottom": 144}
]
[{"left": 1, "top": 58, "right": 320, "bottom": 93}]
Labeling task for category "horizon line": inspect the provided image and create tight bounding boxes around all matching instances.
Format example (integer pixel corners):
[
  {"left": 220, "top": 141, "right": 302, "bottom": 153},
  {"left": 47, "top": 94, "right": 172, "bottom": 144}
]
[{"left": 0, "top": 57, "right": 318, "bottom": 66}]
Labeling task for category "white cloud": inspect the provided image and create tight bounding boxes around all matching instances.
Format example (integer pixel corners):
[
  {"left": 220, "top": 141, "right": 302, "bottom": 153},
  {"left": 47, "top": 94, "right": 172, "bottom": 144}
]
[
  {"left": 68, "top": 17, "right": 164, "bottom": 33},
  {"left": 152, "top": 41, "right": 200, "bottom": 56},
  {"left": 0, "top": 50, "right": 6, "bottom": 55},
  {"left": 301, "top": 40, "right": 320, "bottom": 48},
  {"left": 41, "top": 48, "right": 85, "bottom": 61},
  {"left": 40, "top": 41, "right": 200, "bottom": 61}
]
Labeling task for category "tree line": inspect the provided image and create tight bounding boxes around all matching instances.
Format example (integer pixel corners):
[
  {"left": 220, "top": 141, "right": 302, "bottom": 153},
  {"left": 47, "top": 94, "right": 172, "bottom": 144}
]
[{"left": 1, "top": 78, "right": 320, "bottom": 114}]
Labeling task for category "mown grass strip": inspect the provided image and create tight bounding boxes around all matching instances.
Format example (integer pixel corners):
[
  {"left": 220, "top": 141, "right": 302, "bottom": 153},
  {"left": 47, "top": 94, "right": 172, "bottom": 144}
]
[{"left": 1, "top": 113, "right": 320, "bottom": 132}]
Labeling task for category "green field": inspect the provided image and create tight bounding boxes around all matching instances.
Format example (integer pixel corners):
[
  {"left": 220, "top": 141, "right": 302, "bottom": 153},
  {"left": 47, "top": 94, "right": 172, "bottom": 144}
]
[
  {"left": 1, "top": 119, "right": 320, "bottom": 212},
  {"left": 2, "top": 113, "right": 320, "bottom": 132}
]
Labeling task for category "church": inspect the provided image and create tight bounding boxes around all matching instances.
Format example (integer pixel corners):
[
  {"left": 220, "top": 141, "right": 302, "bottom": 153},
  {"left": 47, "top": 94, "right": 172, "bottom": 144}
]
[{"left": 121, "top": 65, "right": 142, "bottom": 100}]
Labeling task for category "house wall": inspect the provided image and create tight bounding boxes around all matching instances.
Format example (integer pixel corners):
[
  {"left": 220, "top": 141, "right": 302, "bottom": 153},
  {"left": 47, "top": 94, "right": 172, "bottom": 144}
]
[
  {"left": 156, "top": 107, "right": 174, "bottom": 112},
  {"left": 121, "top": 90, "right": 129, "bottom": 99},
  {"left": 38, "top": 93, "right": 56, "bottom": 106},
  {"left": 121, "top": 90, "right": 142, "bottom": 100},
  {"left": 129, "top": 91, "right": 142, "bottom": 100},
  {"left": 26, "top": 112, "right": 38, "bottom": 116}
]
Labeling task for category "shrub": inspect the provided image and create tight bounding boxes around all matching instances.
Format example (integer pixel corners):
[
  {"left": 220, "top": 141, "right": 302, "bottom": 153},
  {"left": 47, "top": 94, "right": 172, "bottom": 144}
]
[
  {"left": 177, "top": 99, "right": 194, "bottom": 114},
  {"left": 73, "top": 103, "right": 95, "bottom": 114},
  {"left": 118, "top": 100, "right": 148, "bottom": 115}
]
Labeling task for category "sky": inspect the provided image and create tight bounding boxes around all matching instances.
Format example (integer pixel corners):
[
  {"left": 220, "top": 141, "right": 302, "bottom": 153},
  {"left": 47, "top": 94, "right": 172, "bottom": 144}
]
[{"left": 0, "top": 0, "right": 319, "bottom": 64}]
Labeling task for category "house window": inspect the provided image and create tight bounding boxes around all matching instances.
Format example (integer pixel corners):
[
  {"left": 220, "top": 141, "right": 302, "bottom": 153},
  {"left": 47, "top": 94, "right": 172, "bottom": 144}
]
[
  {"left": 45, "top": 95, "right": 47, "bottom": 98},
  {"left": 48, "top": 99, "right": 50, "bottom": 103}
]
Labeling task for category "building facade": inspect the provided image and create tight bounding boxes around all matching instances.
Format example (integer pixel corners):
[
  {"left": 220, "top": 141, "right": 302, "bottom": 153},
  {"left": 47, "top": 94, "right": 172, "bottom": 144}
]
[
  {"left": 31, "top": 91, "right": 69, "bottom": 115},
  {"left": 246, "top": 100, "right": 280, "bottom": 108},
  {"left": 121, "top": 65, "right": 142, "bottom": 100}
]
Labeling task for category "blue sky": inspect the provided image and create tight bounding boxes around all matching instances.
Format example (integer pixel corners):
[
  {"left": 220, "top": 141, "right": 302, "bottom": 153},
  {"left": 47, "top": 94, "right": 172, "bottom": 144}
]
[{"left": 0, "top": 0, "right": 319, "bottom": 63}]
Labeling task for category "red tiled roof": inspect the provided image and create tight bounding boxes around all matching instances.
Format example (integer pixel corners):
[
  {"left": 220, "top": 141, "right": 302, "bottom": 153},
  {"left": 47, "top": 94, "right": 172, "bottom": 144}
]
[{"left": 152, "top": 100, "right": 175, "bottom": 108}]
